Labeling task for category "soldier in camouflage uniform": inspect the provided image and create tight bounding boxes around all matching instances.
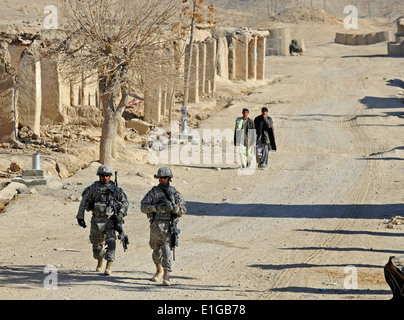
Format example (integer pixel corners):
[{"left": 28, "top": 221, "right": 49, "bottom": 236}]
[
  {"left": 76, "top": 165, "right": 129, "bottom": 275},
  {"left": 140, "top": 167, "right": 186, "bottom": 286}
]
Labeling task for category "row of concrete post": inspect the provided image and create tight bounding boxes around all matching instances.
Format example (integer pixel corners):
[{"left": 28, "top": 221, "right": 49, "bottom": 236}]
[
  {"left": 0, "top": 36, "right": 99, "bottom": 143},
  {"left": 0, "top": 28, "right": 269, "bottom": 143},
  {"left": 143, "top": 29, "right": 269, "bottom": 124}
]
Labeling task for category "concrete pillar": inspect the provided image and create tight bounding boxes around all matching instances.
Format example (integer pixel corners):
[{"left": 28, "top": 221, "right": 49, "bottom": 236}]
[
  {"left": 40, "top": 57, "right": 69, "bottom": 125},
  {"left": 227, "top": 35, "right": 235, "bottom": 80},
  {"left": 281, "top": 27, "right": 291, "bottom": 56},
  {"left": 256, "top": 37, "right": 266, "bottom": 80},
  {"left": 270, "top": 28, "right": 291, "bottom": 56},
  {"left": 198, "top": 42, "right": 206, "bottom": 97},
  {"left": 59, "top": 67, "right": 71, "bottom": 108},
  {"left": 0, "top": 58, "right": 18, "bottom": 143},
  {"left": 205, "top": 38, "right": 216, "bottom": 96},
  {"left": 166, "top": 84, "right": 175, "bottom": 117},
  {"left": 83, "top": 71, "right": 98, "bottom": 106},
  {"left": 235, "top": 34, "right": 248, "bottom": 81},
  {"left": 161, "top": 85, "right": 167, "bottom": 116},
  {"left": 70, "top": 74, "right": 82, "bottom": 106},
  {"left": 248, "top": 36, "right": 257, "bottom": 80},
  {"left": 164, "top": 42, "right": 179, "bottom": 118},
  {"left": 216, "top": 37, "right": 228, "bottom": 78},
  {"left": 17, "top": 54, "right": 42, "bottom": 136},
  {"left": 184, "top": 43, "right": 199, "bottom": 103},
  {"left": 144, "top": 83, "right": 162, "bottom": 124}
]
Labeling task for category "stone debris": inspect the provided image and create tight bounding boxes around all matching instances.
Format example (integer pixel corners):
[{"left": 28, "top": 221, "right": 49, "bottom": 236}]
[
  {"left": 0, "top": 181, "right": 27, "bottom": 201},
  {"left": 386, "top": 216, "right": 404, "bottom": 229}
]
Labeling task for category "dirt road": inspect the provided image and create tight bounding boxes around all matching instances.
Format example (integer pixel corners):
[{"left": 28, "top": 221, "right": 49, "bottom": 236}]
[{"left": 1, "top": 22, "right": 404, "bottom": 301}]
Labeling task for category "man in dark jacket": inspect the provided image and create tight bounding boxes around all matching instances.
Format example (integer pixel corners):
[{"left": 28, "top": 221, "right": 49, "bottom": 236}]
[{"left": 254, "top": 107, "right": 276, "bottom": 169}]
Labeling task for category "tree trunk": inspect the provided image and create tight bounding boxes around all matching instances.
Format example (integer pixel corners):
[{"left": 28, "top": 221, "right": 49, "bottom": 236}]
[{"left": 99, "top": 88, "right": 128, "bottom": 164}]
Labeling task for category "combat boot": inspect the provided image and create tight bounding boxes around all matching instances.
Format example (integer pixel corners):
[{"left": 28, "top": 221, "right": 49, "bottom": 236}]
[
  {"left": 151, "top": 264, "right": 163, "bottom": 282},
  {"left": 104, "top": 261, "right": 113, "bottom": 275},
  {"left": 162, "top": 270, "right": 171, "bottom": 286},
  {"left": 96, "top": 258, "right": 104, "bottom": 272}
]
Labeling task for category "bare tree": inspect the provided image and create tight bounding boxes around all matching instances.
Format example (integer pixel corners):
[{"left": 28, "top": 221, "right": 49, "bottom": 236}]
[{"left": 49, "top": 0, "right": 183, "bottom": 164}]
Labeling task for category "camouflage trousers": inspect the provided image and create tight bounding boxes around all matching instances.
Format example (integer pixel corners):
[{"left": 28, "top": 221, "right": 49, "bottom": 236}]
[
  {"left": 89, "top": 216, "right": 117, "bottom": 262},
  {"left": 149, "top": 220, "right": 172, "bottom": 272}
]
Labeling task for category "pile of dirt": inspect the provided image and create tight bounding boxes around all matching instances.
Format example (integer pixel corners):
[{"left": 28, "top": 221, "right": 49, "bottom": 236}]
[{"left": 268, "top": 7, "right": 342, "bottom": 24}]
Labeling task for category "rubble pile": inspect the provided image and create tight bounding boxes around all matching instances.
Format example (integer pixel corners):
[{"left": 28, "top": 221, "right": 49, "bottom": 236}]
[
  {"left": 0, "top": 124, "right": 101, "bottom": 155},
  {"left": 386, "top": 216, "right": 404, "bottom": 229}
]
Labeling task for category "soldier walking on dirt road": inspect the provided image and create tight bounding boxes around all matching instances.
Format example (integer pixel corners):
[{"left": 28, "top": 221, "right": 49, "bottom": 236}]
[
  {"left": 140, "top": 167, "right": 186, "bottom": 286},
  {"left": 76, "top": 164, "right": 129, "bottom": 275}
]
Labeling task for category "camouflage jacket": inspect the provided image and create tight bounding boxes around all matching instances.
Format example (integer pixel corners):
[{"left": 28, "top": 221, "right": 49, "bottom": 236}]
[
  {"left": 76, "top": 181, "right": 129, "bottom": 220},
  {"left": 140, "top": 184, "right": 186, "bottom": 221}
]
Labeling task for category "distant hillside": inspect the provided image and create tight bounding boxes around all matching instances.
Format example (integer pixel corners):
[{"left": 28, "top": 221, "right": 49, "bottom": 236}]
[{"left": 209, "top": 0, "right": 404, "bottom": 20}]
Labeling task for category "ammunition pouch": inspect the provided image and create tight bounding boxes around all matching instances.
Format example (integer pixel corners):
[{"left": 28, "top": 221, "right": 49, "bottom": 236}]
[
  {"left": 93, "top": 202, "right": 114, "bottom": 218},
  {"left": 152, "top": 211, "right": 172, "bottom": 221}
]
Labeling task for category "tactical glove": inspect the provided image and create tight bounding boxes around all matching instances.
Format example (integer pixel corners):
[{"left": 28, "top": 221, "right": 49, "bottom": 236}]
[
  {"left": 172, "top": 205, "right": 182, "bottom": 216},
  {"left": 156, "top": 201, "right": 174, "bottom": 212},
  {"left": 116, "top": 211, "right": 125, "bottom": 222},
  {"left": 77, "top": 219, "right": 86, "bottom": 228}
]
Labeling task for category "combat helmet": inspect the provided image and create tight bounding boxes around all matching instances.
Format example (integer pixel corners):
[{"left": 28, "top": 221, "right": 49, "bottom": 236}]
[
  {"left": 97, "top": 164, "right": 113, "bottom": 176},
  {"left": 154, "top": 167, "right": 173, "bottom": 179}
]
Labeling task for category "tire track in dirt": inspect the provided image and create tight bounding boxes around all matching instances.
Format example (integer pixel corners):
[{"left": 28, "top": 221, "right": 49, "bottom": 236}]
[
  {"left": 269, "top": 67, "right": 385, "bottom": 297},
  {"left": 210, "top": 80, "right": 345, "bottom": 298},
  {"left": 236, "top": 59, "right": 383, "bottom": 299}
]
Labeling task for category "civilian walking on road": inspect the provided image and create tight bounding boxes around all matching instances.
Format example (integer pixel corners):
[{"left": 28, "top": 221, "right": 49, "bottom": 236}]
[
  {"left": 234, "top": 108, "right": 255, "bottom": 168},
  {"left": 254, "top": 107, "right": 276, "bottom": 169}
]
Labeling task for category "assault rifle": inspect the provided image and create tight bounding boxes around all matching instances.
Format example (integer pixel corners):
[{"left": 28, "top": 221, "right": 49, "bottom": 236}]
[
  {"left": 169, "top": 215, "right": 180, "bottom": 260},
  {"left": 159, "top": 187, "right": 181, "bottom": 260},
  {"left": 115, "top": 220, "right": 129, "bottom": 252},
  {"left": 108, "top": 171, "right": 130, "bottom": 252}
]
